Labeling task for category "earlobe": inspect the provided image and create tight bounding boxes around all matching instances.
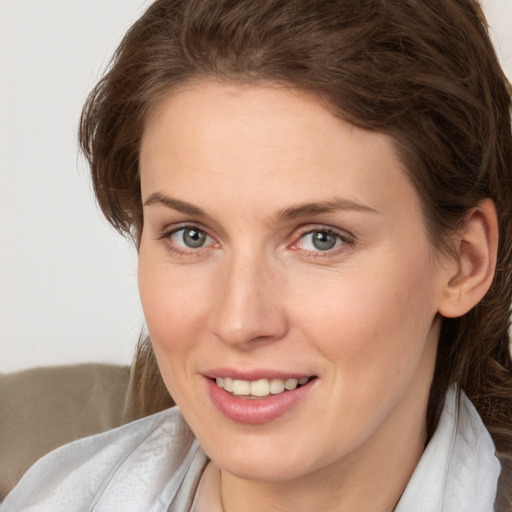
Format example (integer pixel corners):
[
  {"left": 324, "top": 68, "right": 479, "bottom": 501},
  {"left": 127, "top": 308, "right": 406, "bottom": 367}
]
[{"left": 438, "top": 198, "right": 498, "bottom": 319}]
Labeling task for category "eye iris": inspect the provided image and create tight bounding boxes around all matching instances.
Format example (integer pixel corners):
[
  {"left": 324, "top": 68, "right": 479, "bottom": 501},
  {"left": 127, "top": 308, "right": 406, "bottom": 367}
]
[
  {"left": 183, "top": 228, "right": 206, "bottom": 248},
  {"left": 312, "top": 231, "right": 337, "bottom": 250}
]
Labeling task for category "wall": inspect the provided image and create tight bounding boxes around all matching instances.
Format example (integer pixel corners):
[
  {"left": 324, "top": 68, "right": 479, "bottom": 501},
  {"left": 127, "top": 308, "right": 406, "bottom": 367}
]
[
  {"left": 485, "top": 0, "right": 512, "bottom": 78},
  {"left": 0, "top": 0, "right": 151, "bottom": 372},
  {"left": 1, "top": 0, "right": 511, "bottom": 373}
]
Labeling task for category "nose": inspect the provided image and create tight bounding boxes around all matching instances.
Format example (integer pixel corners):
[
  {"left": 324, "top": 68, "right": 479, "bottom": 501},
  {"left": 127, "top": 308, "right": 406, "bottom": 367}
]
[{"left": 208, "top": 252, "right": 289, "bottom": 350}]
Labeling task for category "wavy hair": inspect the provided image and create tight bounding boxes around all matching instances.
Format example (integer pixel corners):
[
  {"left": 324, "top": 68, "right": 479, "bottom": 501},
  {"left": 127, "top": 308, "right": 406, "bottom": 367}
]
[{"left": 79, "top": 0, "right": 512, "bottom": 507}]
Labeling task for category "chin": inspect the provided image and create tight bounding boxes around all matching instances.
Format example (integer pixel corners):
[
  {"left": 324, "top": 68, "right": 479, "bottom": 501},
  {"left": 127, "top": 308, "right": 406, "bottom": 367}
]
[
  {"left": 199, "top": 427, "right": 334, "bottom": 483},
  {"left": 218, "top": 454, "right": 311, "bottom": 482}
]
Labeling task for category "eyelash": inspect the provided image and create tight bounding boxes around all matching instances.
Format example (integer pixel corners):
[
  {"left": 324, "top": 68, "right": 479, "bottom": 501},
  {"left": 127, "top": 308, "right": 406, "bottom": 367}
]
[{"left": 158, "top": 224, "right": 354, "bottom": 258}]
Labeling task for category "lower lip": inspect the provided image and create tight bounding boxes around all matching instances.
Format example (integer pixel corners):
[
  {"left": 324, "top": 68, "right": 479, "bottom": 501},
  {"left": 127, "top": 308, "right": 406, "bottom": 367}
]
[{"left": 206, "top": 378, "right": 315, "bottom": 425}]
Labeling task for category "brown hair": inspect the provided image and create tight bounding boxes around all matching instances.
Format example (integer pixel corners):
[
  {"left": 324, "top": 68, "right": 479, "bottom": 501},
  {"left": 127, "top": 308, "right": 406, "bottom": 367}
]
[{"left": 80, "top": 0, "right": 512, "bottom": 506}]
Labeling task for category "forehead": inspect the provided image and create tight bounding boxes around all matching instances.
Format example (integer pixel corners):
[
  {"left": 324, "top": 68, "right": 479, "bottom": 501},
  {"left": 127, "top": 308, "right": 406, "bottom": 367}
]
[{"left": 139, "top": 81, "right": 420, "bottom": 219}]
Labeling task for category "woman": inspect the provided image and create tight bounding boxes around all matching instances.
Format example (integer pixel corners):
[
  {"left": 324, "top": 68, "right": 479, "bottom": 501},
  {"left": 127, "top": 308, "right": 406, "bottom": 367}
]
[{"left": 4, "top": 0, "right": 511, "bottom": 510}]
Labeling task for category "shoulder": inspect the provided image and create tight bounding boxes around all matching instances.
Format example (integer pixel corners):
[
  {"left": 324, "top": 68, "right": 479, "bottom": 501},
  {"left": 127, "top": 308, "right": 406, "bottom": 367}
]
[{"left": 2, "top": 407, "right": 200, "bottom": 512}]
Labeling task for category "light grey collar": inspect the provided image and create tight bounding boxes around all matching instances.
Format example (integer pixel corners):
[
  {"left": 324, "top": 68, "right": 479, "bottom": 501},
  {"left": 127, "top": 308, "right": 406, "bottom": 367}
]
[{"left": 395, "top": 385, "right": 500, "bottom": 512}]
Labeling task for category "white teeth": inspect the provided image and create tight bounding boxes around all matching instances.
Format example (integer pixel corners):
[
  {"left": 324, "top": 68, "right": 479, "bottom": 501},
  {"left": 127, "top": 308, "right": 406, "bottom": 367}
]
[
  {"left": 224, "top": 377, "right": 234, "bottom": 392},
  {"left": 250, "top": 379, "right": 270, "bottom": 397},
  {"left": 232, "top": 379, "right": 251, "bottom": 396},
  {"left": 269, "top": 379, "right": 285, "bottom": 394},
  {"left": 285, "top": 378, "right": 298, "bottom": 390},
  {"left": 215, "top": 376, "right": 311, "bottom": 397}
]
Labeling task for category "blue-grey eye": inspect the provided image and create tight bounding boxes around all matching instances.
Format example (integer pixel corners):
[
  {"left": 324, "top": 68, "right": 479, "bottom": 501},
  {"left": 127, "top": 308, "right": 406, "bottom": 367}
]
[
  {"left": 300, "top": 230, "right": 342, "bottom": 251},
  {"left": 171, "top": 227, "right": 209, "bottom": 248},
  {"left": 183, "top": 228, "right": 206, "bottom": 247}
]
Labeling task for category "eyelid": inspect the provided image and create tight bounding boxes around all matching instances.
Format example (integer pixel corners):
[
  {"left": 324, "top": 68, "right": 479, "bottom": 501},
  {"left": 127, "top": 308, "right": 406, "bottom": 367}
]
[{"left": 159, "top": 221, "right": 210, "bottom": 238}]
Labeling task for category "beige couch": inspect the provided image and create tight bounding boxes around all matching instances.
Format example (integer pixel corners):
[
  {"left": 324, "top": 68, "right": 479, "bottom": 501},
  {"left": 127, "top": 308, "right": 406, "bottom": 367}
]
[{"left": 0, "top": 364, "right": 153, "bottom": 500}]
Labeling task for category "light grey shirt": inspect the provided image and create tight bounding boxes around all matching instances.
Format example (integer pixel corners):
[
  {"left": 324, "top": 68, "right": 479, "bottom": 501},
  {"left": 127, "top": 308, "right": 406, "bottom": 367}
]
[{"left": 2, "top": 385, "right": 501, "bottom": 511}]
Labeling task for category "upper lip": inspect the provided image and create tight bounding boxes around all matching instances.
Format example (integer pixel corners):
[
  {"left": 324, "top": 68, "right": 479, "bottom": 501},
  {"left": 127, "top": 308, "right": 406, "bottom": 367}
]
[{"left": 203, "top": 368, "right": 316, "bottom": 381}]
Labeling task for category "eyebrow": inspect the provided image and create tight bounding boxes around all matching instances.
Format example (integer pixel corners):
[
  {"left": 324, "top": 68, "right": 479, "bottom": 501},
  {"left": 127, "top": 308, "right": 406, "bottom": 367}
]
[
  {"left": 143, "top": 193, "right": 207, "bottom": 217},
  {"left": 143, "top": 192, "right": 378, "bottom": 220},
  {"left": 275, "top": 198, "right": 379, "bottom": 221}
]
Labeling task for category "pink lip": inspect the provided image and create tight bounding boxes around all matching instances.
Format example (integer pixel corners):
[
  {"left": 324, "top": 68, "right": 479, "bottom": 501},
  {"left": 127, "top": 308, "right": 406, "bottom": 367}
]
[
  {"left": 204, "top": 367, "right": 312, "bottom": 381},
  {"left": 205, "top": 375, "right": 316, "bottom": 425}
]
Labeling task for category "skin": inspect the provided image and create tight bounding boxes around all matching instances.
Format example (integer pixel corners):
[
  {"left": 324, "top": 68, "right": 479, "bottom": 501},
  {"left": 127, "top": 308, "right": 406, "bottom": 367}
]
[{"left": 137, "top": 81, "right": 461, "bottom": 511}]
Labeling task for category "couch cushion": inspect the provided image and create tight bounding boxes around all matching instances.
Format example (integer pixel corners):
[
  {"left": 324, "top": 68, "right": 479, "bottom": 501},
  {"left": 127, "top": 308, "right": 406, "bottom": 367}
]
[{"left": 0, "top": 363, "right": 132, "bottom": 499}]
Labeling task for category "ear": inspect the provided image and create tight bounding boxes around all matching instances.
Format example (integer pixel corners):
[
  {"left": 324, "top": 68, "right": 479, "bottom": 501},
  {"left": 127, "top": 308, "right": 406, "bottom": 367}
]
[{"left": 438, "top": 198, "right": 498, "bottom": 318}]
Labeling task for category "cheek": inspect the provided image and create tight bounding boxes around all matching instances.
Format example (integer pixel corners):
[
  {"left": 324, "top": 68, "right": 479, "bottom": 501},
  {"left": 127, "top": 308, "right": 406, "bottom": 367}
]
[
  {"left": 137, "top": 253, "right": 216, "bottom": 409},
  {"left": 137, "top": 251, "right": 210, "bottom": 362},
  {"left": 290, "top": 246, "right": 439, "bottom": 384},
  {"left": 285, "top": 253, "right": 440, "bottom": 449}
]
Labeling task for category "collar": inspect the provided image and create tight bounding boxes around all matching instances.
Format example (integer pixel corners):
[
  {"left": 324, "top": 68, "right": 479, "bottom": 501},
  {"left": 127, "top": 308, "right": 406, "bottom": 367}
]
[{"left": 395, "top": 385, "right": 500, "bottom": 511}]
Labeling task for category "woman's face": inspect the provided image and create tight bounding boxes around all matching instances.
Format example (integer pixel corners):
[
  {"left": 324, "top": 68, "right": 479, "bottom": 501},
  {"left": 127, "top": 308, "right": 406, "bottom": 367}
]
[{"left": 138, "top": 81, "right": 450, "bottom": 482}]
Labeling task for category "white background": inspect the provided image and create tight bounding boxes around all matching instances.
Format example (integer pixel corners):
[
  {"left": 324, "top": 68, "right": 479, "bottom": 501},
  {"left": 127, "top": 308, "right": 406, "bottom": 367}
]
[{"left": 1, "top": 0, "right": 511, "bottom": 373}]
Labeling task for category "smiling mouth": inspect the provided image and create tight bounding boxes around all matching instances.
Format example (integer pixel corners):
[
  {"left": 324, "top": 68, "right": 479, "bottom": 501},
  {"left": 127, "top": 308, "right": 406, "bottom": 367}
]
[{"left": 214, "top": 376, "right": 315, "bottom": 398}]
